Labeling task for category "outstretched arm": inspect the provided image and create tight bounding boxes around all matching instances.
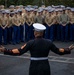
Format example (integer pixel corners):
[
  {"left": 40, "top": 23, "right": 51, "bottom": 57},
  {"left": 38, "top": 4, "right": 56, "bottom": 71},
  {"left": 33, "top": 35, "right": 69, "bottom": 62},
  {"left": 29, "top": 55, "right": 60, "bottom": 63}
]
[
  {"left": 51, "top": 44, "right": 74, "bottom": 55},
  {"left": 59, "top": 44, "right": 74, "bottom": 53},
  {"left": 0, "top": 44, "right": 27, "bottom": 56}
]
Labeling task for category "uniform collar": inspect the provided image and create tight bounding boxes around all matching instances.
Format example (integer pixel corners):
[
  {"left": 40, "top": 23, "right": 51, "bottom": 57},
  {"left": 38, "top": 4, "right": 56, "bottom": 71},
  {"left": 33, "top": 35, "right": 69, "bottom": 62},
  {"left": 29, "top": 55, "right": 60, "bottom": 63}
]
[{"left": 35, "top": 36, "right": 43, "bottom": 39}]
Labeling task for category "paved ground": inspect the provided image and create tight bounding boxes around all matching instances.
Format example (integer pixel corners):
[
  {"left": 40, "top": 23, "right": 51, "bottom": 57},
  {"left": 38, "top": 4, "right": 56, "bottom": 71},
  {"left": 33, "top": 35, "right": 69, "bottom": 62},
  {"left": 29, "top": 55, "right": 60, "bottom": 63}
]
[{"left": 0, "top": 41, "right": 74, "bottom": 75}]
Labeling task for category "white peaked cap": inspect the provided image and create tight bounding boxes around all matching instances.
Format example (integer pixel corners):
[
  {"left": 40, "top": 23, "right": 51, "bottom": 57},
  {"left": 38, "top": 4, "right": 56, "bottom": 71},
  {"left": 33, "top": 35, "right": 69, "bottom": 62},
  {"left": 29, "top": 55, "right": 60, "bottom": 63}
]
[{"left": 33, "top": 23, "right": 46, "bottom": 32}]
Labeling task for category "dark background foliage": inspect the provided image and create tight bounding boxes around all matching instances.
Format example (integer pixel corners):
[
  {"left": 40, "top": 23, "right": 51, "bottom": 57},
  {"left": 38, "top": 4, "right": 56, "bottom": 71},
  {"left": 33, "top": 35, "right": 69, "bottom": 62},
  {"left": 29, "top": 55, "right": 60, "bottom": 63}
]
[{"left": 0, "top": 0, "right": 74, "bottom": 8}]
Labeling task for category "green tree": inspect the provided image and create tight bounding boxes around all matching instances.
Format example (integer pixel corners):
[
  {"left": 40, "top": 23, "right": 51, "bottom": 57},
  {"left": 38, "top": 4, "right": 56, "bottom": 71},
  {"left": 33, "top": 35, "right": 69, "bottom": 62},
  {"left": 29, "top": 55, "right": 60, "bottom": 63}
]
[{"left": 0, "top": 0, "right": 74, "bottom": 7}]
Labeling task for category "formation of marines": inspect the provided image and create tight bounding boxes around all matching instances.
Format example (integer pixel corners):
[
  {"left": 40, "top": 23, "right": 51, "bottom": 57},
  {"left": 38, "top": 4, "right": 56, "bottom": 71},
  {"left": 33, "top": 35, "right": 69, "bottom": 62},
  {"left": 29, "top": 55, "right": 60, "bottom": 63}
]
[{"left": 0, "top": 4, "right": 74, "bottom": 45}]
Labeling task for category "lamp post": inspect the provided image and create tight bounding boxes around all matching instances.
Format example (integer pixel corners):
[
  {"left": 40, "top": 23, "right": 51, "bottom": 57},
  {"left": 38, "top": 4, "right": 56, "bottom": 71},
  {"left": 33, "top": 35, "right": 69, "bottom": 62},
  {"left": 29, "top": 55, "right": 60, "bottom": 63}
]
[
  {"left": 41, "top": 0, "right": 45, "bottom": 7},
  {"left": 5, "top": 0, "right": 7, "bottom": 8},
  {"left": 42, "top": 0, "right": 44, "bottom": 5}
]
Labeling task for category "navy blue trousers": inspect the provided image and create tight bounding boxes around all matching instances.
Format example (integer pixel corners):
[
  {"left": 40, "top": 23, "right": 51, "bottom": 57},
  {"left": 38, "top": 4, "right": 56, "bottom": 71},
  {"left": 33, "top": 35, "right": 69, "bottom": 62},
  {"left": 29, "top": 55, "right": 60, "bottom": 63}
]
[
  {"left": 60, "top": 24, "right": 69, "bottom": 41},
  {"left": 0, "top": 27, "right": 2, "bottom": 44},
  {"left": 7, "top": 27, "right": 12, "bottom": 44},
  {"left": 0, "top": 27, "right": 7, "bottom": 44},
  {"left": 25, "top": 23, "right": 34, "bottom": 42},
  {"left": 55, "top": 24, "right": 61, "bottom": 41},
  {"left": 20, "top": 25, "right": 24, "bottom": 42},
  {"left": 12, "top": 25, "right": 20, "bottom": 44},
  {"left": 45, "top": 24, "right": 55, "bottom": 41},
  {"left": 70, "top": 24, "right": 74, "bottom": 41}
]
